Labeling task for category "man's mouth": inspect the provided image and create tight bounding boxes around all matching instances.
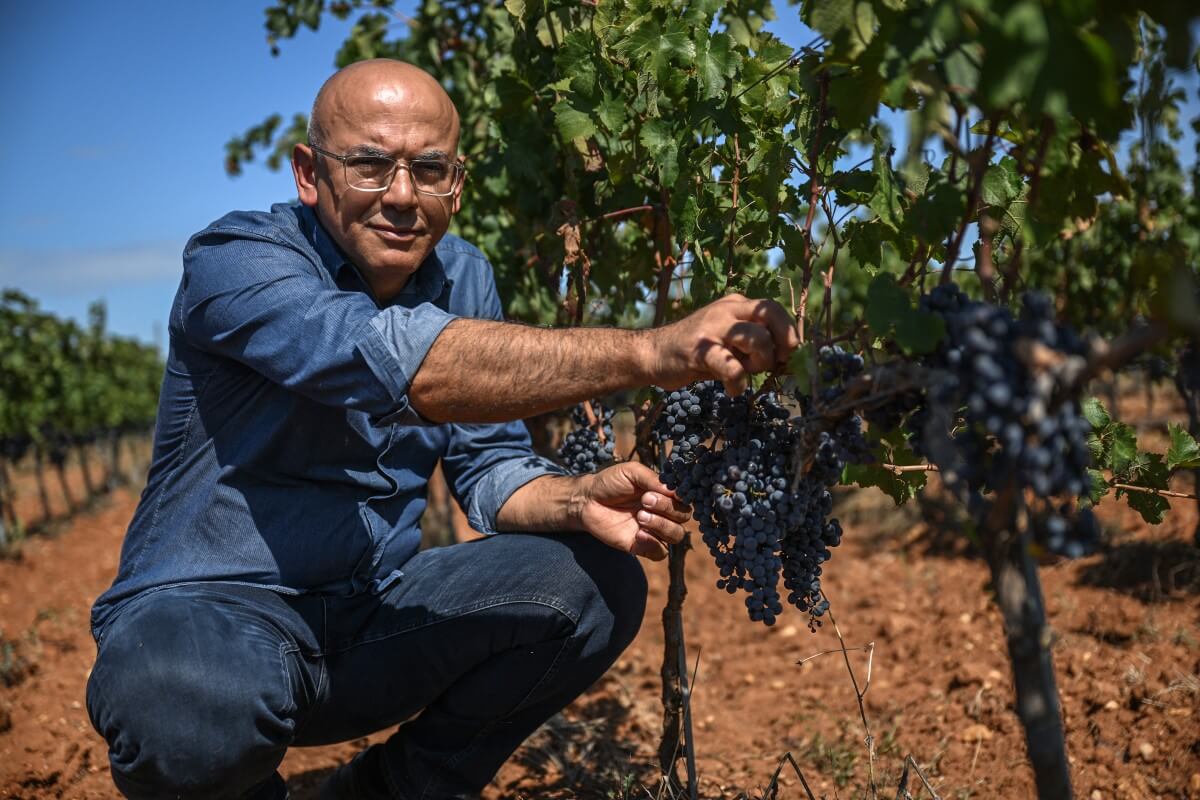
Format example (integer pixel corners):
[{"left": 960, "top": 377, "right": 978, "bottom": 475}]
[{"left": 369, "top": 224, "right": 423, "bottom": 241}]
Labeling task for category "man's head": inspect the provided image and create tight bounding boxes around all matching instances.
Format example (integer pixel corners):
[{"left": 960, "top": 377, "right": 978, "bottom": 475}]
[{"left": 292, "top": 59, "right": 463, "bottom": 301}]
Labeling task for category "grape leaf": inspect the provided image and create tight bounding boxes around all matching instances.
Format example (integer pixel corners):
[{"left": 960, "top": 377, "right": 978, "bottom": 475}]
[
  {"left": 869, "top": 135, "right": 904, "bottom": 231},
  {"left": 1107, "top": 421, "right": 1138, "bottom": 477},
  {"left": 1081, "top": 396, "right": 1112, "bottom": 430},
  {"left": 1124, "top": 490, "right": 1170, "bottom": 525},
  {"left": 806, "top": 0, "right": 855, "bottom": 40},
  {"left": 982, "top": 158, "right": 1022, "bottom": 207},
  {"left": 1166, "top": 423, "right": 1200, "bottom": 470},
  {"left": 638, "top": 119, "right": 680, "bottom": 184},
  {"left": 787, "top": 343, "right": 817, "bottom": 393},
  {"left": 845, "top": 218, "right": 886, "bottom": 271},
  {"left": 552, "top": 99, "right": 595, "bottom": 142},
  {"left": 615, "top": 18, "right": 696, "bottom": 80},
  {"left": 845, "top": 431, "right": 926, "bottom": 504},
  {"left": 596, "top": 96, "right": 627, "bottom": 133},
  {"left": 695, "top": 31, "right": 740, "bottom": 100},
  {"left": 865, "top": 273, "right": 910, "bottom": 335},
  {"left": 894, "top": 310, "right": 945, "bottom": 354},
  {"left": 1117, "top": 455, "right": 1171, "bottom": 525},
  {"left": 844, "top": 463, "right": 925, "bottom": 505},
  {"left": 1081, "top": 468, "right": 1108, "bottom": 507}
]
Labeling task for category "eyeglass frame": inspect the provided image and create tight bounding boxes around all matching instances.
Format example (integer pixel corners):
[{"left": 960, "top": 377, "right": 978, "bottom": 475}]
[{"left": 307, "top": 143, "right": 466, "bottom": 196}]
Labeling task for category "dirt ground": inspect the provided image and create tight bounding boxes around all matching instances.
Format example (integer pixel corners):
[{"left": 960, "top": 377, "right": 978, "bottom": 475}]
[{"left": 1, "top": 404, "right": 1199, "bottom": 799}]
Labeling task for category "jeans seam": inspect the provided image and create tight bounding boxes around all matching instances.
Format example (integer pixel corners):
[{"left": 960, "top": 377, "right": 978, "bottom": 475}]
[
  {"left": 278, "top": 643, "right": 300, "bottom": 717},
  {"left": 325, "top": 595, "right": 577, "bottom": 655}
]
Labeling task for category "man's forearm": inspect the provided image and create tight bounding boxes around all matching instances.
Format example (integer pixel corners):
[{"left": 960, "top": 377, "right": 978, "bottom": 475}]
[
  {"left": 410, "top": 318, "right": 654, "bottom": 423},
  {"left": 493, "top": 474, "right": 586, "bottom": 533}
]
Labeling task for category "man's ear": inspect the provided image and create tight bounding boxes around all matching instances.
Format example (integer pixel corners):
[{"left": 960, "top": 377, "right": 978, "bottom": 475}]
[{"left": 292, "top": 144, "right": 319, "bottom": 207}]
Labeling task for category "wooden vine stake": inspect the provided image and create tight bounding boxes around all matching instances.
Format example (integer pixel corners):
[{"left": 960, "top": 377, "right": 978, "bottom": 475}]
[{"left": 982, "top": 485, "right": 1072, "bottom": 798}]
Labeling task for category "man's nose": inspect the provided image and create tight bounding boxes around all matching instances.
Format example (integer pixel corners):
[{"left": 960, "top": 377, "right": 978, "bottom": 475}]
[{"left": 382, "top": 165, "right": 418, "bottom": 209}]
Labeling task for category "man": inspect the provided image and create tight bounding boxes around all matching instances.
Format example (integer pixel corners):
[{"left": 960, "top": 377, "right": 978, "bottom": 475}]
[{"left": 86, "top": 59, "right": 799, "bottom": 799}]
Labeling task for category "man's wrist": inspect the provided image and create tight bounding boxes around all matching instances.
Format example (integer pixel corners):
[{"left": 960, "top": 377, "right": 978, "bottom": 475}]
[
  {"left": 631, "top": 327, "right": 663, "bottom": 387},
  {"left": 564, "top": 473, "right": 593, "bottom": 532}
]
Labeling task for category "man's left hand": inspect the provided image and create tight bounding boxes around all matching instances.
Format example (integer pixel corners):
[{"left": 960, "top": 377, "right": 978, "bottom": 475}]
[{"left": 573, "top": 462, "right": 693, "bottom": 561}]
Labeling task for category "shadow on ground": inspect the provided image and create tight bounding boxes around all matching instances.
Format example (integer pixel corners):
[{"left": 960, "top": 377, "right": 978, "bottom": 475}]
[{"left": 1076, "top": 538, "right": 1200, "bottom": 601}]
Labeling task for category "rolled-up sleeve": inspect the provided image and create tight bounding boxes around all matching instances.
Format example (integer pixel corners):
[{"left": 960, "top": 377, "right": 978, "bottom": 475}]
[
  {"left": 443, "top": 423, "right": 567, "bottom": 535},
  {"left": 181, "top": 229, "right": 456, "bottom": 423}
]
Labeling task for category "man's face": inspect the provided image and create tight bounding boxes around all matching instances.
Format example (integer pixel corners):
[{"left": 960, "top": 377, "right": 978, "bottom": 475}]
[{"left": 293, "top": 80, "right": 463, "bottom": 302}]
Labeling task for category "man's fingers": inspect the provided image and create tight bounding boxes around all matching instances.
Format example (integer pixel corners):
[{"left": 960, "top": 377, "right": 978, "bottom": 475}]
[
  {"left": 725, "top": 321, "right": 777, "bottom": 374},
  {"left": 636, "top": 509, "right": 686, "bottom": 545},
  {"left": 700, "top": 343, "right": 748, "bottom": 396},
  {"left": 746, "top": 299, "right": 802, "bottom": 361},
  {"left": 641, "top": 491, "right": 692, "bottom": 524},
  {"left": 630, "top": 530, "right": 669, "bottom": 561}
]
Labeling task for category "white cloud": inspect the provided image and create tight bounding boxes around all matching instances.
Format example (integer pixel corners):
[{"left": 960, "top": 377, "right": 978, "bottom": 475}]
[{"left": 0, "top": 240, "right": 184, "bottom": 296}]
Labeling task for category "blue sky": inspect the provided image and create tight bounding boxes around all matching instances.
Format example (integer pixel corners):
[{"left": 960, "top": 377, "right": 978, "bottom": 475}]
[{"left": 0, "top": 4, "right": 1195, "bottom": 346}]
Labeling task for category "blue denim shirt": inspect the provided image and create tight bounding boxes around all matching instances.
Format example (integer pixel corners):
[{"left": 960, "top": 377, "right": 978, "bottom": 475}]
[{"left": 92, "top": 203, "right": 565, "bottom": 633}]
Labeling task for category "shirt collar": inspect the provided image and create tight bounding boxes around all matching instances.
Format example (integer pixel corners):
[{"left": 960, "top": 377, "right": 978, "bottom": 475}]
[{"left": 302, "top": 204, "right": 449, "bottom": 307}]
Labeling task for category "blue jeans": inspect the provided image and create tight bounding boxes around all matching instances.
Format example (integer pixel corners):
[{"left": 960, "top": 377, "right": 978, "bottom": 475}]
[{"left": 86, "top": 532, "right": 647, "bottom": 799}]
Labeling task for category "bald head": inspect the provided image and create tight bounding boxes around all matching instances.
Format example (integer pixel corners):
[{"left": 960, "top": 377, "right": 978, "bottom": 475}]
[{"left": 308, "top": 59, "right": 459, "bottom": 151}]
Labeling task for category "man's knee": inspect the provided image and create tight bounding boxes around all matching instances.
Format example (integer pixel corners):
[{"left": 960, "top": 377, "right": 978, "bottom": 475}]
[
  {"left": 87, "top": 592, "right": 296, "bottom": 798},
  {"left": 560, "top": 534, "right": 648, "bottom": 655}
]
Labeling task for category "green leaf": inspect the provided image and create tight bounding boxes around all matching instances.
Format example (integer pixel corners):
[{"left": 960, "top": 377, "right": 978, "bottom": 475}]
[
  {"left": 615, "top": 18, "right": 696, "bottom": 81},
  {"left": 1082, "top": 468, "right": 1108, "bottom": 507},
  {"left": 844, "top": 463, "right": 925, "bottom": 505},
  {"left": 1081, "top": 397, "right": 1112, "bottom": 430},
  {"left": 981, "top": 158, "right": 1022, "bottom": 208},
  {"left": 869, "top": 135, "right": 904, "bottom": 230},
  {"left": 1125, "top": 490, "right": 1170, "bottom": 524},
  {"left": 672, "top": 193, "right": 700, "bottom": 242},
  {"left": 865, "top": 273, "right": 909, "bottom": 335},
  {"left": 638, "top": 119, "right": 679, "bottom": 185},
  {"left": 503, "top": 0, "right": 526, "bottom": 21},
  {"left": 1166, "top": 423, "right": 1200, "bottom": 470},
  {"left": 908, "top": 179, "right": 964, "bottom": 245},
  {"left": 552, "top": 99, "right": 595, "bottom": 142},
  {"left": 558, "top": 29, "right": 598, "bottom": 96},
  {"left": 828, "top": 67, "right": 885, "bottom": 131},
  {"left": 807, "top": 0, "right": 855, "bottom": 40},
  {"left": 695, "top": 32, "right": 740, "bottom": 100},
  {"left": 1107, "top": 422, "right": 1138, "bottom": 477},
  {"left": 596, "top": 96, "right": 627, "bottom": 133},
  {"left": 846, "top": 218, "right": 886, "bottom": 271},
  {"left": 1118, "top": 456, "right": 1172, "bottom": 524},
  {"left": 845, "top": 430, "right": 927, "bottom": 504},
  {"left": 894, "top": 310, "right": 945, "bottom": 355},
  {"left": 787, "top": 343, "right": 817, "bottom": 392}
]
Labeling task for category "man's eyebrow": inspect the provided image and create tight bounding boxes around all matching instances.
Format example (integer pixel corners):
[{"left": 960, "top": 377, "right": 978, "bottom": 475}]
[
  {"left": 343, "top": 146, "right": 452, "bottom": 161},
  {"left": 344, "top": 144, "right": 392, "bottom": 158}
]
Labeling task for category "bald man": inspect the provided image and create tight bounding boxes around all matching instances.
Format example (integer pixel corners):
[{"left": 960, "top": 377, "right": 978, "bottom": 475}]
[{"left": 86, "top": 60, "right": 799, "bottom": 800}]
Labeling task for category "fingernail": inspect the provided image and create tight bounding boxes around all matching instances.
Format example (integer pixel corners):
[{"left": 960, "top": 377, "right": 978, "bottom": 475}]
[
  {"left": 642, "top": 492, "right": 658, "bottom": 507},
  {"left": 636, "top": 510, "right": 651, "bottom": 523}
]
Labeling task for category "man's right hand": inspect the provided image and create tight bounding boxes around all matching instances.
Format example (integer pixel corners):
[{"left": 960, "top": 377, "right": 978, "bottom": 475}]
[{"left": 646, "top": 294, "right": 802, "bottom": 396}]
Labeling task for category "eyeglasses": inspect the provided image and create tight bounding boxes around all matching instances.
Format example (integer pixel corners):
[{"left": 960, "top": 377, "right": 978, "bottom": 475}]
[{"left": 309, "top": 144, "right": 465, "bottom": 196}]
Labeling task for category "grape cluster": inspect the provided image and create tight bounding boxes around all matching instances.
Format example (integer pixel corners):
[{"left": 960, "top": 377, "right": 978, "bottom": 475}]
[
  {"left": 655, "top": 376, "right": 867, "bottom": 628},
  {"left": 558, "top": 402, "right": 616, "bottom": 474},
  {"left": 653, "top": 382, "right": 723, "bottom": 459},
  {"left": 914, "top": 285, "right": 1098, "bottom": 557}
]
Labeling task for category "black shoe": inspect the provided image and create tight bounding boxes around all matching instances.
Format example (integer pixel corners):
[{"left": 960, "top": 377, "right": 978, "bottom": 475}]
[
  {"left": 319, "top": 746, "right": 394, "bottom": 800},
  {"left": 244, "top": 772, "right": 289, "bottom": 800}
]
